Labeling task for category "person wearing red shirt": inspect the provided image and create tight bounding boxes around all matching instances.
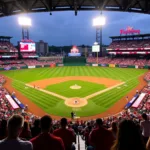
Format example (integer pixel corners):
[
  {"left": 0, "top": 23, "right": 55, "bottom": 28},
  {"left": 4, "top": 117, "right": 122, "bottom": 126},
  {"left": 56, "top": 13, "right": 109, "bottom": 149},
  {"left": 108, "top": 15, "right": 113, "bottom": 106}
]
[
  {"left": 89, "top": 118, "right": 115, "bottom": 150},
  {"left": 30, "top": 115, "right": 65, "bottom": 150},
  {"left": 53, "top": 118, "right": 76, "bottom": 150}
]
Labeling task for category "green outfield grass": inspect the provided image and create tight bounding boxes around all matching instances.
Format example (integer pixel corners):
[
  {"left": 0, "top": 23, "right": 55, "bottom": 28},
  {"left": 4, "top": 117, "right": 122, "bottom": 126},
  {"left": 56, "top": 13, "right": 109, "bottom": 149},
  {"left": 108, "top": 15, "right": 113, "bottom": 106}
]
[
  {"left": 45, "top": 80, "right": 106, "bottom": 98},
  {"left": 1, "top": 66, "right": 147, "bottom": 117}
]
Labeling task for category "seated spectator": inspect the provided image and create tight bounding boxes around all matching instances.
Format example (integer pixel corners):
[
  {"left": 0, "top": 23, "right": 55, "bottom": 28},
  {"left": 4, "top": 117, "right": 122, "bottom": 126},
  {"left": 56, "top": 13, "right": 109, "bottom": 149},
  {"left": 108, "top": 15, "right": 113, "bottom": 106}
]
[
  {"left": 30, "top": 115, "right": 65, "bottom": 150},
  {"left": 31, "top": 119, "right": 41, "bottom": 138},
  {"left": 140, "top": 113, "right": 150, "bottom": 144},
  {"left": 0, "top": 114, "right": 32, "bottom": 150},
  {"left": 0, "top": 119, "right": 7, "bottom": 140},
  {"left": 53, "top": 118, "right": 76, "bottom": 150},
  {"left": 20, "top": 121, "right": 32, "bottom": 140},
  {"left": 112, "top": 119, "right": 145, "bottom": 150},
  {"left": 89, "top": 118, "right": 115, "bottom": 150}
]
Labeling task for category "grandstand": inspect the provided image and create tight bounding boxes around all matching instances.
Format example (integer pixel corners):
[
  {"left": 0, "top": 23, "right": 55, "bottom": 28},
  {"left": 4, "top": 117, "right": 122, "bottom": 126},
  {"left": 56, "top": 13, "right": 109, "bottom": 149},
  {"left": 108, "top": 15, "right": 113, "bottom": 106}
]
[
  {"left": 107, "top": 34, "right": 150, "bottom": 55},
  {"left": 0, "top": 36, "right": 18, "bottom": 58}
]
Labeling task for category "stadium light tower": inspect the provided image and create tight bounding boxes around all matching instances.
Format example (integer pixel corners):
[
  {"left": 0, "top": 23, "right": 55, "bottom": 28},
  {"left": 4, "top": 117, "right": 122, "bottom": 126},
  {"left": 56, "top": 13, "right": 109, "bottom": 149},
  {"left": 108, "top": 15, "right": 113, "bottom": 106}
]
[
  {"left": 93, "top": 13, "right": 106, "bottom": 57},
  {"left": 18, "top": 17, "right": 32, "bottom": 40}
]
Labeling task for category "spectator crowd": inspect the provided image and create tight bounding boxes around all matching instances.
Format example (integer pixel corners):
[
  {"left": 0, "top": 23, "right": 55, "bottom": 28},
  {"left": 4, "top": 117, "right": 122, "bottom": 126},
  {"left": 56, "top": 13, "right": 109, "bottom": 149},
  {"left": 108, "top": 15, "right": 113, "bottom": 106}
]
[{"left": 87, "top": 57, "right": 150, "bottom": 67}]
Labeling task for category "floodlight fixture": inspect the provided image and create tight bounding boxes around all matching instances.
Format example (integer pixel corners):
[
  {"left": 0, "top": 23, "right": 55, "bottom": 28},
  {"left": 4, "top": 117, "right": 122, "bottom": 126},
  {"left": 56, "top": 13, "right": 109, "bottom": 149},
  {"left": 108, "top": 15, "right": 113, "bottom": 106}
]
[
  {"left": 92, "top": 13, "right": 106, "bottom": 57},
  {"left": 94, "top": 42, "right": 98, "bottom": 45},
  {"left": 18, "top": 17, "right": 32, "bottom": 26},
  {"left": 93, "top": 16, "right": 106, "bottom": 27}
]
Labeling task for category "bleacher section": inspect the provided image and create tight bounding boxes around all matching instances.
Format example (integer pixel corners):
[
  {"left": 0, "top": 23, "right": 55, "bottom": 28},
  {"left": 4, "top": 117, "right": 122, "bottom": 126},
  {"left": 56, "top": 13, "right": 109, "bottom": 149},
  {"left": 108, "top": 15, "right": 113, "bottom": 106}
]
[
  {"left": 107, "top": 34, "right": 150, "bottom": 55},
  {"left": 87, "top": 57, "right": 150, "bottom": 67},
  {"left": 0, "top": 36, "right": 18, "bottom": 58}
]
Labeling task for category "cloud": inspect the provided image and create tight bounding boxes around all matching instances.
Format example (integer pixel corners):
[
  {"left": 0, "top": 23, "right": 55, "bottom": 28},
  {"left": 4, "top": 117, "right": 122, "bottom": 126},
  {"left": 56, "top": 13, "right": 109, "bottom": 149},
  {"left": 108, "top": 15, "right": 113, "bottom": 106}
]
[{"left": 0, "top": 11, "right": 150, "bottom": 46}]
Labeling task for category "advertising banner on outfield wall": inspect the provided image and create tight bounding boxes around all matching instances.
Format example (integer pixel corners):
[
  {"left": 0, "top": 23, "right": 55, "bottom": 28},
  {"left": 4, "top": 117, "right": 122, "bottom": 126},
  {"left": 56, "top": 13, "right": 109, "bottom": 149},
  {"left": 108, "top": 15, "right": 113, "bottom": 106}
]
[
  {"left": 138, "top": 66, "right": 144, "bottom": 69},
  {"left": 119, "top": 65, "right": 128, "bottom": 68},
  {"left": 50, "top": 63, "right": 56, "bottom": 68},
  {"left": 58, "top": 64, "right": 64, "bottom": 67},
  {"left": 109, "top": 64, "right": 116, "bottom": 68},
  {"left": 86, "top": 64, "right": 90, "bottom": 66},
  {"left": 92, "top": 64, "right": 98, "bottom": 67},
  {"left": 4, "top": 66, "right": 11, "bottom": 70},
  {"left": 101, "top": 64, "right": 107, "bottom": 67},
  {"left": 28, "top": 66, "right": 36, "bottom": 69}
]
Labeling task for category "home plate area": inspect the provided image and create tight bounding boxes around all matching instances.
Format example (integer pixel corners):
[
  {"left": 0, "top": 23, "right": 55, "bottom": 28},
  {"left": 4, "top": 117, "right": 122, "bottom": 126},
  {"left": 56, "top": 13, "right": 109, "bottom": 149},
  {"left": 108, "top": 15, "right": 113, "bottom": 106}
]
[{"left": 65, "top": 97, "right": 88, "bottom": 107}]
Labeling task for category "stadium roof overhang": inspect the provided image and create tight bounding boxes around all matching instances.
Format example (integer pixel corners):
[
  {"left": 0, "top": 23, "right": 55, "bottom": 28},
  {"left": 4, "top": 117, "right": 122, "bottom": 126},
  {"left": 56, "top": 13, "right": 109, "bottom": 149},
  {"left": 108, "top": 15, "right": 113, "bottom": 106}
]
[
  {"left": 0, "top": 36, "right": 12, "bottom": 39},
  {"left": 0, "top": 0, "right": 150, "bottom": 17}
]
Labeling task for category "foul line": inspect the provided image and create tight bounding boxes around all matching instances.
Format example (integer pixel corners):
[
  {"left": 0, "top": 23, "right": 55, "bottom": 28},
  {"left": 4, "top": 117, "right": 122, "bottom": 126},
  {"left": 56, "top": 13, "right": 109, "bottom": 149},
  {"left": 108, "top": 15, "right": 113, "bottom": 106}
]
[
  {"left": 84, "top": 82, "right": 125, "bottom": 99},
  {"left": 25, "top": 82, "right": 125, "bottom": 101},
  {"left": 26, "top": 84, "right": 68, "bottom": 100}
]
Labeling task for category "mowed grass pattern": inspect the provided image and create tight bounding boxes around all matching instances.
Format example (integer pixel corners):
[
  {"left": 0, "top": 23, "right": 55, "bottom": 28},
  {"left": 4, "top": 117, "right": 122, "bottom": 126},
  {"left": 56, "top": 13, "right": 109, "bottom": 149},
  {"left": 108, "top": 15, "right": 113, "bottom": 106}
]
[
  {"left": 1, "top": 67, "right": 147, "bottom": 117},
  {"left": 45, "top": 80, "right": 106, "bottom": 98}
]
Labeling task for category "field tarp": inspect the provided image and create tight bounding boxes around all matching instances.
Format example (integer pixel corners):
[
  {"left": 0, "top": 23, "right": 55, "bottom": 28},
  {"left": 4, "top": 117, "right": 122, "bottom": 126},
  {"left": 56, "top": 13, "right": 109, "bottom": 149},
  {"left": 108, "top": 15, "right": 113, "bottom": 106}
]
[
  {"left": 12, "top": 95, "right": 25, "bottom": 109},
  {"left": 124, "top": 94, "right": 139, "bottom": 109},
  {"left": 132, "top": 93, "right": 146, "bottom": 108},
  {"left": 5, "top": 94, "right": 19, "bottom": 109}
]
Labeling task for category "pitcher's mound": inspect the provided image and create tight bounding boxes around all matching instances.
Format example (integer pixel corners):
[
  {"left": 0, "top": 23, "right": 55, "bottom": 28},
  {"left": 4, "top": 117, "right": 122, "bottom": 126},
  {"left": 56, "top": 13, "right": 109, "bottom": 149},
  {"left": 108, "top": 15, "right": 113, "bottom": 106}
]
[
  {"left": 65, "top": 97, "right": 87, "bottom": 107},
  {"left": 70, "top": 84, "right": 81, "bottom": 89}
]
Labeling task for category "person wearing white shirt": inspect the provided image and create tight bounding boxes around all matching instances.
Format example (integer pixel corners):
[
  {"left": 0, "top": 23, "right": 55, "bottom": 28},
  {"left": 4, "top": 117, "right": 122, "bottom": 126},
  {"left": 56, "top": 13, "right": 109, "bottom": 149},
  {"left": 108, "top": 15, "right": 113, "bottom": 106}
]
[
  {"left": 0, "top": 114, "right": 32, "bottom": 150},
  {"left": 140, "top": 113, "right": 150, "bottom": 144}
]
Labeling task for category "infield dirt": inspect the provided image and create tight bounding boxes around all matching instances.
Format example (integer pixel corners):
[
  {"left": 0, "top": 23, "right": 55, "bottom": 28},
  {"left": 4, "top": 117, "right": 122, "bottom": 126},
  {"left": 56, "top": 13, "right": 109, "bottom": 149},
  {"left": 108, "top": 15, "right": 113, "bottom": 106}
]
[{"left": 28, "top": 76, "right": 122, "bottom": 88}]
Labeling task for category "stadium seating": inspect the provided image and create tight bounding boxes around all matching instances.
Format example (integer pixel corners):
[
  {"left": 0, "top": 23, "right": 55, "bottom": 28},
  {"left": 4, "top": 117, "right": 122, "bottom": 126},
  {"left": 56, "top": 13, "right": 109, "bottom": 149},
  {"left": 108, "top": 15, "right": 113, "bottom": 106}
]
[
  {"left": 87, "top": 57, "right": 150, "bottom": 67},
  {"left": 0, "top": 58, "right": 63, "bottom": 69},
  {"left": 21, "top": 53, "right": 38, "bottom": 57},
  {"left": 108, "top": 39, "right": 150, "bottom": 49},
  {"left": 145, "top": 72, "right": 150, "bottom": 81},
  {"left": 0, "top": 42, "right": 17, "bottom": 52}
]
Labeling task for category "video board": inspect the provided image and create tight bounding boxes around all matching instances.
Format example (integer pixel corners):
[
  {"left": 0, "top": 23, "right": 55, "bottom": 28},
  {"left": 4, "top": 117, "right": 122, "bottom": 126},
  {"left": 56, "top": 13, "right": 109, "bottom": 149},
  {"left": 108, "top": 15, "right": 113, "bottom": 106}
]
[{"left": 20, "top": 42, "right": 36, "bottom": 52}]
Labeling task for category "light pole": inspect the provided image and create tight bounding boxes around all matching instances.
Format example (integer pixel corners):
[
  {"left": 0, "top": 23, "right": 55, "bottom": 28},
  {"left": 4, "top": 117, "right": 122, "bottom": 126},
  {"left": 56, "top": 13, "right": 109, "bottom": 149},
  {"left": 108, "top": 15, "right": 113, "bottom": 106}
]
[
  {"left": 93, "top": 13, "right": 106, "bottom": 58},
  {"left": 18, "top": 17, "right": 32, "bottom": 40}
]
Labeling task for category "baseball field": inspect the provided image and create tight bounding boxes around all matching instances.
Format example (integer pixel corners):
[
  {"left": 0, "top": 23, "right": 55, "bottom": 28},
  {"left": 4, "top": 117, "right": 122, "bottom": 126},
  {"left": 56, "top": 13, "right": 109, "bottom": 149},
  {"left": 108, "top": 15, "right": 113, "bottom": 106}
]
[{"left": 1, "top": 66, "right": 147, "bottom": 118}]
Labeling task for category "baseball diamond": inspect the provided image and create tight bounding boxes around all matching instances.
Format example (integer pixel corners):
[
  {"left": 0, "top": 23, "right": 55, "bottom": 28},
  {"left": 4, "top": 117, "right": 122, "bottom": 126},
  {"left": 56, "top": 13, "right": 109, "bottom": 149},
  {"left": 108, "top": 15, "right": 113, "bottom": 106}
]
[{"left": 1, "top": 66, "right": 147, "bottom": 118}]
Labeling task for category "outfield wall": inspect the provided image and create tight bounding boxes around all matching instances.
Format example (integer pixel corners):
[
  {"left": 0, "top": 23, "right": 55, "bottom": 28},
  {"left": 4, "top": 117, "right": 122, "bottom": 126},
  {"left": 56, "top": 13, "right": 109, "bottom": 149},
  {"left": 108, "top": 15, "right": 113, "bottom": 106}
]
[{"left": 0, "top": 62, "right": 149, "bottom": 71}]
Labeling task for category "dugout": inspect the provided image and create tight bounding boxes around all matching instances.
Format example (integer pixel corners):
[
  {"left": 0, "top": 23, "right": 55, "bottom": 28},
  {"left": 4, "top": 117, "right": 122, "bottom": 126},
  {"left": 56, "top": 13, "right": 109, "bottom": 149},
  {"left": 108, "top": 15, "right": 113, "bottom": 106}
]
[{"left": 63, "top": 57, "right": 86, "bottom": 65}]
